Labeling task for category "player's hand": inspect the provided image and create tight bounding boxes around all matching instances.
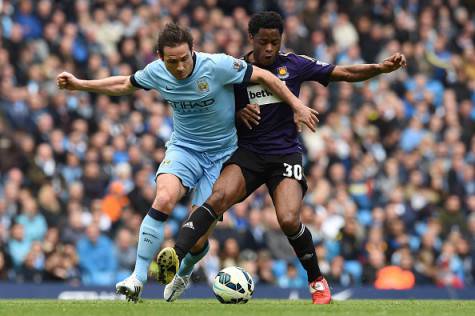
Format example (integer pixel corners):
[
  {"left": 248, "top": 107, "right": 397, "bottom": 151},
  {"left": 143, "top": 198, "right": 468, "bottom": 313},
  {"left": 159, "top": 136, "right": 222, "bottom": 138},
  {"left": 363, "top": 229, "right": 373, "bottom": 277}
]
[
  {"left": 379, "top": 53, "right": 406, "bottom": 73},
  {"left": 293, "top": 103, "right": 319, "bottom": 133},
  {"left": 56, "top": 72, "right": 81, "bottom": 90},
  {"left": 237, "top": 104, "right": 261, "bottom": 130}
]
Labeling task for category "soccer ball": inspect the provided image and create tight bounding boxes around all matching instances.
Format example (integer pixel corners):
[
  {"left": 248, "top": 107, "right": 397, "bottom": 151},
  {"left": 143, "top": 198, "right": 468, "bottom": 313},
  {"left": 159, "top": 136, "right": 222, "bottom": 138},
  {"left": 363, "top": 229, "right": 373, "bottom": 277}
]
[{"left": 212, "top": 266, "right": 254, "bottom": 304}]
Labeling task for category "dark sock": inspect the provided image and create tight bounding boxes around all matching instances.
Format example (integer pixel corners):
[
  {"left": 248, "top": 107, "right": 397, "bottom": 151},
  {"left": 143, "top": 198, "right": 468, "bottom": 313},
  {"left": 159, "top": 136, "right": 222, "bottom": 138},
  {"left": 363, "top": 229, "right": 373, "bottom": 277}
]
[
  {"left": 287, "top": 223, "right": 322, "bottom": 282},
  {"left": 174, "top": 203, "right": 218, "bottom": 262},
  {"left": 148, "top": 207, "right": 169, "bottom": 221}
]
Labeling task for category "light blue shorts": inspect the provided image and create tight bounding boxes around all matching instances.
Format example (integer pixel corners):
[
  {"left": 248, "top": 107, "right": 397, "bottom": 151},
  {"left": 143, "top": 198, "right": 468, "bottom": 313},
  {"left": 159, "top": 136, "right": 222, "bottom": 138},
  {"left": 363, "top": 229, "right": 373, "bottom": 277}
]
[{"left": 156, "top": 143, "right": 236, "bottom": 206}]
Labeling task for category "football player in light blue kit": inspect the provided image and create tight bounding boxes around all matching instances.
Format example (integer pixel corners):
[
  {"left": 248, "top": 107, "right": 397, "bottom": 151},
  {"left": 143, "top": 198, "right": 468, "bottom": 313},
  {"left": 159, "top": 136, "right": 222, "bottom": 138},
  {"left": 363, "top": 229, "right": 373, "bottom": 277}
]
[{"left": 56, "top": 23, "right": 318, "bottom": 302}]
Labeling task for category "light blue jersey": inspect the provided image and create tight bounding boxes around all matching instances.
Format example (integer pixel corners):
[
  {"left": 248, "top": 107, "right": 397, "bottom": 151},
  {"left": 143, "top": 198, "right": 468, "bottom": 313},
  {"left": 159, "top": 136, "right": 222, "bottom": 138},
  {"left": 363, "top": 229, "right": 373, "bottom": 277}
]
[
  {"left": 130, "top": 52, "right": 252, "bottom": 205},
  {"left": 132, "top": 52, "right": 252, "bottom": 152}
]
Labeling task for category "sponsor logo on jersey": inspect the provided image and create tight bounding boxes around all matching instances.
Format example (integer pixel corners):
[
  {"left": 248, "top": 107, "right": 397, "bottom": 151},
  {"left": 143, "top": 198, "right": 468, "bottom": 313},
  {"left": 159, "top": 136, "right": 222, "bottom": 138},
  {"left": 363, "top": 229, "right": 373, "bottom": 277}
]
[
  {"left": 246, "top": 84, "right": 282, "bottom": 106},
  {"left": 276, "top": 66, "right": 289, "bottom": 79},
  {"left": 197, "top": 78, "right": 209, "bottom": 93},
  {"left": 165, "top": 98, "right": 216, "bottom": 113}
]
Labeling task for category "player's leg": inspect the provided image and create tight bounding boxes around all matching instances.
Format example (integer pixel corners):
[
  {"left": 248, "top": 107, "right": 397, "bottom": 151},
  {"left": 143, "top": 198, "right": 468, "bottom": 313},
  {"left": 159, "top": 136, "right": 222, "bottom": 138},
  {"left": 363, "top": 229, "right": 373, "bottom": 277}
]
[
  {"left": 176, "top": 211, "right": 217, "bottom": 277},
  {"left": 157, "top": 164, "right": 248, "bottom": 286},
  {"left": 158, "top": 148, "right": 264, "bottom": 286},
  {"left": 267, "top": 155, "right": 331, "bottom": 304},
  {"left": 116, "top": 145, "right": 200, "bottom": 301},
  {"left": 133, "top": 173, "right": 187, "bottom": 283},
  {"left": 172, "top": 160, "right": 264, "bottom": 264},
  {"left": 171, "top": 159, "right": 228, "bottom": 282},
  {"left": 116, "top": 173, "right": 186, "bottom": 302},
  {"left": 163, "top": 206, "right": 217, "bottom": 302}
]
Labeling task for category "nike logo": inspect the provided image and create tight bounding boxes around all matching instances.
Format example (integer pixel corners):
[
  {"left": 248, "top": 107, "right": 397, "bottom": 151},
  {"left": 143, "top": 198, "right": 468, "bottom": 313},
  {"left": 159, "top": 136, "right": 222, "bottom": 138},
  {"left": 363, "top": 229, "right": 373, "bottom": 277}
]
[
  {"left": 165, "top": 86, "right": 172, "bottom": 90},
  {"left": 312, "top": 282, "right": 325, "bottom": 292}
]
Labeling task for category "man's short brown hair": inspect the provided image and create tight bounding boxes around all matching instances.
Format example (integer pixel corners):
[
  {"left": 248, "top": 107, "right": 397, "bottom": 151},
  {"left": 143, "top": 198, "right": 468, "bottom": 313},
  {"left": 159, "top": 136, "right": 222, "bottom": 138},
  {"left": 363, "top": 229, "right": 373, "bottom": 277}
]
[{"left": 157, "top": 23, "right": 193, "bottom": 56}]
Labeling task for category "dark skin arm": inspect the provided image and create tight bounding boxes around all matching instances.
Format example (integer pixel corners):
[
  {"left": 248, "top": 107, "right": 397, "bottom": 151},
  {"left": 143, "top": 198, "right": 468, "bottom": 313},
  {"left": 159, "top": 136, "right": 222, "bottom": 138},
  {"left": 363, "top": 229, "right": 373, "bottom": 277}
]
[
  {"left": 329, "top": 52, "right": 406, "bottom": 82},
  {"left": 238, "top": 53, "right": 406, "bottom": 128}
]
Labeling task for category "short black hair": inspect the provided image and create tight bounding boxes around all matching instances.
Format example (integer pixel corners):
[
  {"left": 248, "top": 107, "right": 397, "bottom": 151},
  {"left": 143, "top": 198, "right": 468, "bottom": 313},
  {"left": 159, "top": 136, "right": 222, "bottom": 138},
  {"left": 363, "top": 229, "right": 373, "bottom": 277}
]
[
  {"left": 157, "top": 23, "right": 193, "bottom": 56},
  {"left": 248, "top": 11, "right": 284, "bottom": 37}
]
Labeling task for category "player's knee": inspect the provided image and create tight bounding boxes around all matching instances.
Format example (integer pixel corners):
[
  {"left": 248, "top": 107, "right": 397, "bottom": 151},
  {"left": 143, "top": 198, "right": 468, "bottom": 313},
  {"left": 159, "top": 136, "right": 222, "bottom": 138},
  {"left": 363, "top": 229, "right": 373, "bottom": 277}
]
[
  {"left": 207, "top": 186, "right": 229, "bottom": 215},
  {"left": 153, "top": 189, "right": 175, "bottom": 212},
  {"left": 279, "top": 213, "right": 300, "bottom": 235}
]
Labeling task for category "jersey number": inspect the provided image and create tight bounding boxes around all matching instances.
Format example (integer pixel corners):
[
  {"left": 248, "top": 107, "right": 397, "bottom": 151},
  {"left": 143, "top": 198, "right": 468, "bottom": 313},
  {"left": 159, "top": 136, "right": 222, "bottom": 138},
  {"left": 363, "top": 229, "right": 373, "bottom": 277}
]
[{"left": 283, "top": 163, "right": 303, "bottom": 180}]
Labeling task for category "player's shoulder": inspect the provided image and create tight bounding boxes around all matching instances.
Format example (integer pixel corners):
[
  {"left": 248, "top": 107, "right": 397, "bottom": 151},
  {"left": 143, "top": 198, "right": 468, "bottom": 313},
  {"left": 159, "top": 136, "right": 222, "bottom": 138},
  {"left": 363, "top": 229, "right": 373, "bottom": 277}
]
[
  {"left": 279, "top": 52, "right": 330, "bottom": 66},
  {"left": 195, "top": 52, "right": 224, "bottom": 62},
  {"left": 197, "top": 52, "right": 237, "bottom": 64},
  {"left": 142, "top": 58, "right": 165, "bottom": 73}
]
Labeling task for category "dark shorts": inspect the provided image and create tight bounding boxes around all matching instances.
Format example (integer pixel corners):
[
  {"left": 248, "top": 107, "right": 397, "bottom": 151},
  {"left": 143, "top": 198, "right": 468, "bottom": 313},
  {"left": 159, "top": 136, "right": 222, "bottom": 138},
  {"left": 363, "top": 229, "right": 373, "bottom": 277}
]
[{"left": 223, "top": 147, "right": 308, "bottom": 200}]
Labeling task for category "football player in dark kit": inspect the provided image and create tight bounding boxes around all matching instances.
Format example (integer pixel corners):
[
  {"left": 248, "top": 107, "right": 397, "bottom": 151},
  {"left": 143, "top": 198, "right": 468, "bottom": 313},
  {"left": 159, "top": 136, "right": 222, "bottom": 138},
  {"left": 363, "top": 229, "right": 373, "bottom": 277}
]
[{"left": 157, "top": 11, "right": 406, "bottom": 304}]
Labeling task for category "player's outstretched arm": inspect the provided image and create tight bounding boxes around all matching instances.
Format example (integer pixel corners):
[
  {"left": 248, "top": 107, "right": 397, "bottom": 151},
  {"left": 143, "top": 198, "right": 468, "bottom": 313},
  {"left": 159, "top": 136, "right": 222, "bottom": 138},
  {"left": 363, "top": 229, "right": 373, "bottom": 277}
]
[
  {"left": 250, "top": 66, "right": 319, "bottom": 132},
  {"left": 56, "top": 72, "right": 138, "bottom": 96},
  {"left": 329, "top": 52, "right": 406, "bottom": 82}
]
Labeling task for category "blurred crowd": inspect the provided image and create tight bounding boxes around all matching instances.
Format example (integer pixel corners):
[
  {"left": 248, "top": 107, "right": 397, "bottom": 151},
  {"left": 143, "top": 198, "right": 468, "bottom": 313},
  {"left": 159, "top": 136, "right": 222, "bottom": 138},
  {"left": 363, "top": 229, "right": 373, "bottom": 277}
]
[{"left": 0, "top": 0, "right": 474, "bottom": 290}]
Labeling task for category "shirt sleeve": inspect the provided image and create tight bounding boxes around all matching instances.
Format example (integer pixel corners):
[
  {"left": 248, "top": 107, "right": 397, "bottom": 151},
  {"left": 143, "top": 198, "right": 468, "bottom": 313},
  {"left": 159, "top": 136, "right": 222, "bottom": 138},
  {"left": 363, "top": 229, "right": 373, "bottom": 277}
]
[
  {"left": 213, "top": 54, "right": 253, "bottom": 85},
  {"left": 130, "top": 61, "right": 160, "bottom": 90},
  {"left": 295, "top": 55, "right": 335, "bottom": 86}
]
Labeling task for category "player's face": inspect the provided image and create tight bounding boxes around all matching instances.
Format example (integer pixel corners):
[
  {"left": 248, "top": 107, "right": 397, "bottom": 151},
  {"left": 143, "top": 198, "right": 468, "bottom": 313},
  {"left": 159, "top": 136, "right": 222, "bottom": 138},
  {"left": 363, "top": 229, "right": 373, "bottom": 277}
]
[
  {"left": 162, "top": 43, "right": 194, "bottom": 80},
  {"left": 250, "top": 28, "right": 282, "bottom": 66}
]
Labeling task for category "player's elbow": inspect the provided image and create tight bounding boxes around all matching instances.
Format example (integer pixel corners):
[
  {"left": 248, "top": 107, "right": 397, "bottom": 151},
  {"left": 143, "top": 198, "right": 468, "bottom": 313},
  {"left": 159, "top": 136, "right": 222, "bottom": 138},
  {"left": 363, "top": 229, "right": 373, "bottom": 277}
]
[{"left": 113, "top": 79, "right": 136, "bottom": 96}]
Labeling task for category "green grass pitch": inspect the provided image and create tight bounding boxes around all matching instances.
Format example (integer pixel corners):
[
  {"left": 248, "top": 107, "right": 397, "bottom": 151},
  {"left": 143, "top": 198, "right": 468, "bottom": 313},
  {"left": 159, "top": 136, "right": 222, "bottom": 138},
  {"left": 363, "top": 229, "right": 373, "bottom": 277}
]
[{"left": 0, "top": 299, "right": 474, "bottom": 316}]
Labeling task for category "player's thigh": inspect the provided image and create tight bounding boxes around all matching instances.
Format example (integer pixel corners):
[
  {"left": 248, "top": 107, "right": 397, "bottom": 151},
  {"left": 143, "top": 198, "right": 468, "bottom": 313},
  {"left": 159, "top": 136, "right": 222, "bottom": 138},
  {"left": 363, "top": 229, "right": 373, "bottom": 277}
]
[
  {"left": 207, "top": 148, "right": 266, "bottom": 211},
  {"left": 196, "top": 163, "right": 248, "bottom": 213},
  {"left": 154, "top": 145, "right": 202, "bottom": 212}
]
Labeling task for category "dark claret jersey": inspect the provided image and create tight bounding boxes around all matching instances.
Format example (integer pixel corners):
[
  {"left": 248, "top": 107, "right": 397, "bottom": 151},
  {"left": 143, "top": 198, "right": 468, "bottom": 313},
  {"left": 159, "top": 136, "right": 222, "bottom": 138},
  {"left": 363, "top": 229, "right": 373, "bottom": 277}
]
[{"left": 234, "top": 52, "right": 335, "bottom": 155}]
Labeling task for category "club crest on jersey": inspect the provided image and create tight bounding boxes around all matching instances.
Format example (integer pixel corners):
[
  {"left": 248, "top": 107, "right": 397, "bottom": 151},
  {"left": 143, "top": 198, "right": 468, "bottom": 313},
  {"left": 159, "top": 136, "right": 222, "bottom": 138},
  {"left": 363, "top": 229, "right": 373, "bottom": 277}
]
[
  {"left": 276, "top": 66, "right": 289, "bottom": 79},
  {"left": 196, "top": 78, "right": 209, "bottom": 93}
]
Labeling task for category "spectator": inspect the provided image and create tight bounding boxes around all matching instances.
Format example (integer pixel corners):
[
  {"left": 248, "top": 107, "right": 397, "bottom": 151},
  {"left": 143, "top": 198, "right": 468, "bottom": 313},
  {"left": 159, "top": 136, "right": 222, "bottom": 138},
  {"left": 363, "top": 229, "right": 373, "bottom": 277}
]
[
  {"left": 7, "top": 223, "right": 31, "bottom": 268},
  {"left": 278, "top": 262, "right": 305, "bottom": 289},
  {"left": 114, "top": 228, "right": 136, "bottom": 282},
  {"left": 76, "top": 224, "right": 117, "bottom": 285},
  {"left": 16, "top": 197, "right": 47, "bottom": 242}
]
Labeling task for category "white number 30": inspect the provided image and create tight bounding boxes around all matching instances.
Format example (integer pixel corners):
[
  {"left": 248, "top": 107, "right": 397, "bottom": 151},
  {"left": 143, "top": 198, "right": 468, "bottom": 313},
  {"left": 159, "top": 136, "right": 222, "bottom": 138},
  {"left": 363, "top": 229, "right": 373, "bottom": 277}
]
[{"left": 283, "top": 163, "right": 303, "bottom": 180}]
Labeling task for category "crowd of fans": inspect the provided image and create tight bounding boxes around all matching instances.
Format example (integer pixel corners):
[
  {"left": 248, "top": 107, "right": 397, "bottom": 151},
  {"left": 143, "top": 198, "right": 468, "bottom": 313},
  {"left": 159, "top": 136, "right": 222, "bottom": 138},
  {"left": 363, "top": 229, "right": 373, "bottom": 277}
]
[{"left": 0, "top": 0, "right": 474, "bottom": 290}]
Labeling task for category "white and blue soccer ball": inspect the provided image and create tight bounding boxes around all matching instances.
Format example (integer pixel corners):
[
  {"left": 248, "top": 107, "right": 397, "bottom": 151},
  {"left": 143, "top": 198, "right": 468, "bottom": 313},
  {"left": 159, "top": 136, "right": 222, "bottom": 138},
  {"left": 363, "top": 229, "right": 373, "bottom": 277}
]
[{"left": 212, "top": 266, "right": 254, "bottom": 304}]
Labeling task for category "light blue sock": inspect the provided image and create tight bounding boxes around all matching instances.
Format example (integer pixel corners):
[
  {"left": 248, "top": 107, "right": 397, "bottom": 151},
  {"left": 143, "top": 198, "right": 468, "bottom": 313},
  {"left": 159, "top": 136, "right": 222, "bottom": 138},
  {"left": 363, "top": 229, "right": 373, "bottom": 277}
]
[
  {"left": 133, "top": 214, "right": 165, "bottom": 283},
  {"left": 177, "top": 241, "right": 209, "bottom": 277}
]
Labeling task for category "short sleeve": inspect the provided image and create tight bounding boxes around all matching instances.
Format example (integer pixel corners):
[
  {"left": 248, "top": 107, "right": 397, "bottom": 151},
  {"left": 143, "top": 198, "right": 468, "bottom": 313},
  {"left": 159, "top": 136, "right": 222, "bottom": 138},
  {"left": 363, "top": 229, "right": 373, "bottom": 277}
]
[
  {"left": 130, "top": 61, "right": 161, "bottom": 90},
  {"left": 295, "top": 55, "right": 335, "bottom": 86},
  {"left": 213, "top": 54, "right": 253, "bottom": 85}
]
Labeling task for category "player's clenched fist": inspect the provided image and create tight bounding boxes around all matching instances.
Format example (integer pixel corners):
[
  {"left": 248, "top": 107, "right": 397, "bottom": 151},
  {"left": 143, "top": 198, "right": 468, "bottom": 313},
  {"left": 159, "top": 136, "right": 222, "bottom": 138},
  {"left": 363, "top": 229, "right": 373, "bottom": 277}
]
[
  {"left": 56, "top": 72, "right": 80, "bottom": 90},
  {"left": 380, "top": 53, "right": 406, "bottom": 73}
]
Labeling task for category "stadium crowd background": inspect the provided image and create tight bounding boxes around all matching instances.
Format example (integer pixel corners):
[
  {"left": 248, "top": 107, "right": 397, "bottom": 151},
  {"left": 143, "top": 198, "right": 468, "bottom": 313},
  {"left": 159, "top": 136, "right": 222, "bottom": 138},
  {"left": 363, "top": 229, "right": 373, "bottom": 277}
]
[{"left": 0, "top": 0, "right": 474, "bottom": 290}]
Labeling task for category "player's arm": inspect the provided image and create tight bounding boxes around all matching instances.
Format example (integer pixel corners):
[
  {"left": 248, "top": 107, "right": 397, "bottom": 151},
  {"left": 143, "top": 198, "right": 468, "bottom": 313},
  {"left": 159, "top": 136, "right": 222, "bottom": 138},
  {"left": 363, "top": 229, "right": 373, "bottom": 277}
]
[
  {"left": 329, "top": 53, "right": 406, "bottom": 82},
  {"left": 250, "top": 66, "right": 318, "bottom": 132},
  {"left": 56, "top": 72, "right": 138, "bottom": 96}
]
